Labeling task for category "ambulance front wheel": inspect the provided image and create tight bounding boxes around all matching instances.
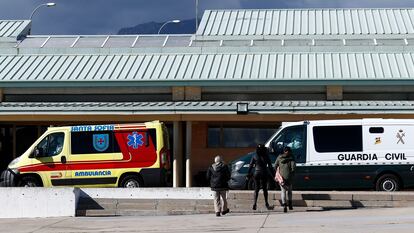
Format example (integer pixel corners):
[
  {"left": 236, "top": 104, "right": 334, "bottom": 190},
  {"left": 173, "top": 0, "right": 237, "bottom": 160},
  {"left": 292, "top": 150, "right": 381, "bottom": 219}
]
[
  {"left": 375, "top": 174, "right": 401, "bottom": 192},
  {"left": 119, "top": 175, "right": 143, "bottom": 188},
  {"left": 18, "top": 176, "right": 41, "bottom": 187}
]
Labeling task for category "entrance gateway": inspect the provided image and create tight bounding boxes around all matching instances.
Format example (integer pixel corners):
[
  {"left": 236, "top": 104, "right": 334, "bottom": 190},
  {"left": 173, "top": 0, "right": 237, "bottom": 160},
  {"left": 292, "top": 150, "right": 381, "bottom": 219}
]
[{"left": 230, "top": 119, "right": 414, "bottom": 192}]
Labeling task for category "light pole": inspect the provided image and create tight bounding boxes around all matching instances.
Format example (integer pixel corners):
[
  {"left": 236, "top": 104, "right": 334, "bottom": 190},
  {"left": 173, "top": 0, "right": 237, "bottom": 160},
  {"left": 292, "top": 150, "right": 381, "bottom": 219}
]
[
  {"left": 29, "top": 2, "right": 56, "bottom": 21},
  {"left": 158, "top": 20, "right": 181, "bottom": 34},
  {"left": 28, "top": 2, "right": 56, "bottom": 35}
]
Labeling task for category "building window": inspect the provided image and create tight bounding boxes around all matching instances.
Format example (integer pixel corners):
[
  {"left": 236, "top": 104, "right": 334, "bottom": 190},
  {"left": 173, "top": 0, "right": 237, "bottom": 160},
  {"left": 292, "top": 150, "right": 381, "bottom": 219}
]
[
  {"left": 313, "top": 125, "right": 362, "bottom": 153},
  {"left": 208, "top": 125, "right": 276, "bottom": 148}
]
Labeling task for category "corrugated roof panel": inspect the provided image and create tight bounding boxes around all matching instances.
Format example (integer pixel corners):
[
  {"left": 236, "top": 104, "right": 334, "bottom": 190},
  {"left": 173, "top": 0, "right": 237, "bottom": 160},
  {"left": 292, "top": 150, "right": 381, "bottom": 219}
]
[
  {"left": 143, "top": 55, "right": 161, "bottom": 80},
  {"left": 404, "top": 54, "right": 414, "bottom": 77},
  {"left": 158, "top": 55, "right": 174, "bottom": 80},
  {"left": 233, "top": 54, "right": 245, "bottom": 79},
  {"left": 2, "top": 52, "right": 414, "bottom": 84},
  {"left": 402, "top": 9, "right": 414, "bottom": 33},
  {"left": 192, "top": 54, "right": 207, "bottom": 79},
  {"left": 216, "top": 54, "right": 229, "bottom": 79},
  {"left": 37, "top": 56, "right": 60, "bottom": 80},
  {"left": 275, "top": 54, "right": 284, "bottom": 78},
  {"left": 270, "top": 10, "right": 280, "bottom": 35},
  {"left": 119, "top": 55, "right": 138, "bottom": 80},
  {"left": 279, "top": 10, "right": 287, "bottom": 35},
  {"left": 168, "top": 55, "right": 184, "bottom": 80},
  {"left": 259, "top": 54, "right": 269, "bottom": 78},
  {"left": 223, "top": 11, "right": 234, "bottom": 35},
  {"left": 363, "top": 54, "right": 375, "bottom": 78},
  {"left": 380, "top": 54, "right": 392, "bottom": 78},
  {"left": 396, "top": 53, "right": 409, "bottom": 77},
  {"left": 233, "top": 11, "right": 244, "bottom": 35},
  {"left": 340, "top": 54, "right": 350, "bottom": 78},
  {"left": 211, "top": 11, "right": 224, "bottom": 36},
  {"left": 134, "top": 55, "right": 152, "bottom": 79},
  {"left": 227, "top": 54, "right": 238, "bottom": 79},
  {"left": 388, "top": 54, "right": 400, "bottom": 78},
  {"left": 197, "top": 8, "right": 414, "bottom": 37},
  {"left": 111, "top": 55, "right": 129, "bottom": 80},
  {"left": 300, "top": 54, "right": 308, "bottom": 78},
  {"left": 241, "top": 10, "right": 252, "bottom": 35},
  {"left": 371, "top": 54, "right": 384, "bottom": 78},
  {"left": 200, "top": 54, "right": 214, "bottom": 79}
]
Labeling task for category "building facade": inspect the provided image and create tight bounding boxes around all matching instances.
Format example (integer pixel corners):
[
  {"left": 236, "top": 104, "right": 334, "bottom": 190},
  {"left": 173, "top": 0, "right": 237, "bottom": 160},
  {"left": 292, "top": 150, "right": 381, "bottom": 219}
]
[{"left": 2, "top": 9, "right": 414, "bottom": 187}]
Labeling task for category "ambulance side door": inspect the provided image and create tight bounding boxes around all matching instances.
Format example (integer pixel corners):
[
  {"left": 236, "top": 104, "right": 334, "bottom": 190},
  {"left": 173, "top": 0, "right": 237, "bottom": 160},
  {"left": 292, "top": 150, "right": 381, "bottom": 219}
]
[{"left": 31, "top": 131, "right": 70, "bottom": 186}]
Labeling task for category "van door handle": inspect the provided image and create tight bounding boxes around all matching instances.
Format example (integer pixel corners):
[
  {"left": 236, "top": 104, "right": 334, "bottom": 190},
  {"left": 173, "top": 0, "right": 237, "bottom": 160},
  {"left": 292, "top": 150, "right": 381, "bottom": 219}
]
[{"left": 61, "top": 156, "right": 67, "bottom": 164}]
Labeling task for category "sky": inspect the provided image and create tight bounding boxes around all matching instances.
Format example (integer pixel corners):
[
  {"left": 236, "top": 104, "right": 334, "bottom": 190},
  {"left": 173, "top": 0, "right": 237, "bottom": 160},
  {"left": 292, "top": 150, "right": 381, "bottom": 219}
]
[{"left": 1, "top": 0, "right": 414, "bottom": 35}]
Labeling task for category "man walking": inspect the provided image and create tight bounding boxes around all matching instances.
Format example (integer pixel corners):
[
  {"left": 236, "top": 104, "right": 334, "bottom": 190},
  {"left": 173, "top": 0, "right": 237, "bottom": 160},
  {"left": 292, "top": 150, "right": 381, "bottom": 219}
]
[
  {"left": 206, "top": 155, "right": 231, "bottom": 217},
  {"left": 275, "top": 146, "right": 296, "bottom": 213}
]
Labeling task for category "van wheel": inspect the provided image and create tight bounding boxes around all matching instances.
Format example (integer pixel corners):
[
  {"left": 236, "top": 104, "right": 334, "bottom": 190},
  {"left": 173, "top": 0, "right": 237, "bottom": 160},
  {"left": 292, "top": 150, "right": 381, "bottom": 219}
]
[
  {"left": 18, "top": 176, "right": 41, "bottom": 187},
  {"left": 376, "top": 174, "right": 400, "bottom": 192},
  {"left": 119, "top": 175, "right": 143, "bottom": 188}
]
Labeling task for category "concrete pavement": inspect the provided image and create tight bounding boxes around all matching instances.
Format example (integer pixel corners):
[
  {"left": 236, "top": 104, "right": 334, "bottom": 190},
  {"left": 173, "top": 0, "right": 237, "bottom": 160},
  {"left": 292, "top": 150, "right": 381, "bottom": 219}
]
[{"left": 1, "top": 207, "right": 414, "bottom": 233}]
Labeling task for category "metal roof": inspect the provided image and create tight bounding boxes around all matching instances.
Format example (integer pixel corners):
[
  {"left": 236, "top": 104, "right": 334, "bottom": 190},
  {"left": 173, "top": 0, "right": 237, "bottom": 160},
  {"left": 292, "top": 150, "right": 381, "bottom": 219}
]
[
  {"left": 15, "top": 35, "right": 414, "bottom": 50},
  {"left": 197, "top": 9, "right": 414, "bottom": 38},
  {"left": 1, "top": 101, "right": 414, "bottom": 114},
  {"left": 2, "top": 52, "right": 414, "bottom": 87},
  {"left": 0, "top": 20, "right": 31, "bottom": 41},
  {"left": 17, "top": 35, "right": 193, "bottom": 49}
]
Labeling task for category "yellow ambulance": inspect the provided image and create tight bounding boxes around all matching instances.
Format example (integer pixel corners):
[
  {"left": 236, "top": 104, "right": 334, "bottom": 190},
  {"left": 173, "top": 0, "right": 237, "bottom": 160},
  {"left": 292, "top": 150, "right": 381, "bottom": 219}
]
[{"left": 1, "top": 121, "right": 170, "bottom": 188}]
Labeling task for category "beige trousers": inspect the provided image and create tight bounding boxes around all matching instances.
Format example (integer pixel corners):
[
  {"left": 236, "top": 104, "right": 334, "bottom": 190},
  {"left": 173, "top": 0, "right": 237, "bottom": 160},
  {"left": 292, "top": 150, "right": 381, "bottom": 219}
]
[{"left": 213, "top": 190, "right": 228, "bottom": 213}]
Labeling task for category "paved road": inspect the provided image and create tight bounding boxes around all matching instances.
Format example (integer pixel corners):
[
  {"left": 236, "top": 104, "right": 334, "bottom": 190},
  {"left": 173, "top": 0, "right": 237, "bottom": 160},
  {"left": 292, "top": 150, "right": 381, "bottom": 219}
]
[{"left": 1, "top": 207, "right": 414, "bottom": 233}]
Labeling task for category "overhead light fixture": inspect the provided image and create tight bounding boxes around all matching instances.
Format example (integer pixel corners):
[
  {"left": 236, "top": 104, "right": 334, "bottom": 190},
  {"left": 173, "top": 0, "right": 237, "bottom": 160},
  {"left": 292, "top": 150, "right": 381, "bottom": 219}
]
[{"left": 237, "top": 103, "right": 248, "bottom": 115}]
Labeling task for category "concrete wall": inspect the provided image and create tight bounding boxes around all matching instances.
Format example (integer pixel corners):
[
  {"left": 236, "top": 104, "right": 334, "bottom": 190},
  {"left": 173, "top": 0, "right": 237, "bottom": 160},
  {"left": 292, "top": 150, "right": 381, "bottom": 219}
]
[
  {"left": 0, "top": 187, "right": 78, "bottom": 218},
  {"left": 79, "top": 187, "right": 213, "bottom": 199}
]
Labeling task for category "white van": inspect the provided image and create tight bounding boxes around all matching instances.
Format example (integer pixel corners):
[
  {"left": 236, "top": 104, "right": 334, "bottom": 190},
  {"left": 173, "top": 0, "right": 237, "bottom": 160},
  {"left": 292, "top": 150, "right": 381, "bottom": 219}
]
[{"left": 230, "top": 119, "right": 414, "bottom": 191}]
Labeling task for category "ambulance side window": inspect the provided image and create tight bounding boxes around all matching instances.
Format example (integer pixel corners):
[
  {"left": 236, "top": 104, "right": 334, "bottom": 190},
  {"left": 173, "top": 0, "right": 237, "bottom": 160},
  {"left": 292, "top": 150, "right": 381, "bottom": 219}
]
[
  {"left": 71, "top": 131, "right": 120, "bottom": 154},
  {"left": 36, "top": 132, "right": 65, "bottom": 157},
  {"left": 271, "top": 126, "right": 306, "bottom": 163}
]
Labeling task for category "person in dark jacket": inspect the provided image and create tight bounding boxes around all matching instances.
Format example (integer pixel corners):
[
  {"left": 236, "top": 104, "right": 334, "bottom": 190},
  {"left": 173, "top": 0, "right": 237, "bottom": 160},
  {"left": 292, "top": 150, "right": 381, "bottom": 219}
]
[
  {"left": 274, "top": 146, "right": 296, "bottom": 213},
  {"left": 247, "top": 144, "right": 275, "bottom": 210},
  {"left": 206, "top": 155, "right": 231, "bottom": 217}
]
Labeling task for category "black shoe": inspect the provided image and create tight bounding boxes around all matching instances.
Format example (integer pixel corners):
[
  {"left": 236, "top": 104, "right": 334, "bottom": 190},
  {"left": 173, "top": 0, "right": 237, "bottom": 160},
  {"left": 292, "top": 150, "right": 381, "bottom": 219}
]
[
  {"left": 265, "top": 204, "right": 274, "bottom": 210},
  {"left": 222, "top": 209, "right": 230, "bottom": 215},
  {"left": 283, "top": 204, "right": 287, "bottom": 213},
  {"left": 216, "top": 212, "right": 221, "bottom": 217},
  {"left": 288, "top": 201, "right": 293, "bottom": 210},
  {"left": 252, "top": 204, "right": 257, "bottom": 210}
]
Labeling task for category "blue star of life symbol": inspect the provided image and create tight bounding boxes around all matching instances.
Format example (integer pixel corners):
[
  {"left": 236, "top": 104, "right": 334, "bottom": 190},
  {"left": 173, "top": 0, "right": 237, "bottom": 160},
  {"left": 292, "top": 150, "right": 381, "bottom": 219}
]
[{"left": 127, "top": 131, "right": 144, "bottom": 149}]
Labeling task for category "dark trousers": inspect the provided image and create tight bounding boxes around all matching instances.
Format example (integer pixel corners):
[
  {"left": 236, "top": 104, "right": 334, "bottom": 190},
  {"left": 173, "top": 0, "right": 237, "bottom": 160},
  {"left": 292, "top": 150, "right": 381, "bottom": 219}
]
[{"left": 253, "top": 173, "right": 269, "bottom": 206}]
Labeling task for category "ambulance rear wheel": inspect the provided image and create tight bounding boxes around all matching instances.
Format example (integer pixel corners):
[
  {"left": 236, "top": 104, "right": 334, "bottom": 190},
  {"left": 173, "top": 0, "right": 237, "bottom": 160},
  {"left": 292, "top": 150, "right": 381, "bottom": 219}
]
[
  {"left": 376, "top": 174, "right": 400, "bottom": 192},
  {"left": 18, "top": 176, "right": 41, "bottom": 187},
  {"left": 120, "top": 175, "right": 143, "bottom": 188}
]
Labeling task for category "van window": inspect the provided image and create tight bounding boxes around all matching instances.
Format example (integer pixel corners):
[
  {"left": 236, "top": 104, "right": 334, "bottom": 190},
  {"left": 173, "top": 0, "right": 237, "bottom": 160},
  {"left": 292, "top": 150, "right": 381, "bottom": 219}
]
[
  {"left": 36, "top": 132, "right": 65, "bottom": 157},
  {"left": 71, "top": 131, "right": 120, "bottom": 154},
  {"left": 271, "top": 126, "right": 306, "bottom": 163},
  {"left": 313, "top": 125, "right": 362, "bottom": 153}
]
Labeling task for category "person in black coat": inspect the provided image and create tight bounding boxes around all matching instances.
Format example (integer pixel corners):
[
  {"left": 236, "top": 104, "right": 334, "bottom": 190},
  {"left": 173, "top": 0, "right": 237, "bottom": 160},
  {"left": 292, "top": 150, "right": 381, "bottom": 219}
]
[
  {"left": 247, "top": 144, "right": 275, "bottom": 210},
  {"left": 206, "top": 155, "right": 231, "bottom": 217}
]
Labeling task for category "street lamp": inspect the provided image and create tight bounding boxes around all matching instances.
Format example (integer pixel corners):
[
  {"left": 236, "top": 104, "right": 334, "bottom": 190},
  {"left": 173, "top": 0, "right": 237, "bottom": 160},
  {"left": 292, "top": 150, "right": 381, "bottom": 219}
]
[
  {"left": 29, "top": 2, "right": 56, "bottom": 21},
  {"left": 158, "top": 20, "right": 181, "bottom": 34}
]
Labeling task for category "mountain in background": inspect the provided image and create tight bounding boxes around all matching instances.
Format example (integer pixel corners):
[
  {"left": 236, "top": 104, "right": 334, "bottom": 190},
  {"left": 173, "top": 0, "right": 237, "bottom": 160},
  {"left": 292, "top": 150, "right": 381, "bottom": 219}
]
[{"left": 118, "top": 18, "right": 198, "bottom": 35}]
